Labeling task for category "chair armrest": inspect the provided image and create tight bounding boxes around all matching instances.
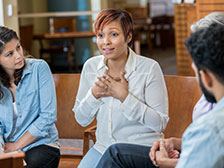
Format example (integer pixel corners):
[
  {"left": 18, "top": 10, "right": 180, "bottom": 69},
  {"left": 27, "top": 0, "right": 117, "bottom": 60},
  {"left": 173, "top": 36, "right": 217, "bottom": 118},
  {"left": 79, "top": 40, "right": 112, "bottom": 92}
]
[
  {"left": 83, "top": 125, "right": 96, "bottom": 156},
  {"left": 60, "top": 146, "right": 82, "bottom": 151}
]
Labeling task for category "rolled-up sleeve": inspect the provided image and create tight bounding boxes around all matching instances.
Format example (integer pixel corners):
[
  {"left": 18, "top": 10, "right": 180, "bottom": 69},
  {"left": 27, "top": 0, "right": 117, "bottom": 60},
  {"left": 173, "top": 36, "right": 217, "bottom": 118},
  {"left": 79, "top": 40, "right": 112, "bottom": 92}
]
[{"left": 28, "top": 61, "right": 57, "bottom": 138}]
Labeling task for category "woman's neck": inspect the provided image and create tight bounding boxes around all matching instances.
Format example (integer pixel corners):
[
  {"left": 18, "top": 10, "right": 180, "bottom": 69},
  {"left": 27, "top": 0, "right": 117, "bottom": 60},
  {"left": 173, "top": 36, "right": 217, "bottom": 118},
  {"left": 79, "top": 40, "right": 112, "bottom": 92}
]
[
  {"left": 5, "top": 69, "right": 14, "bottom": 80},
  {"left": 108, "top": 59, "right": 126, "bottom": 71},
  {"left": 107, "top": 49, "right": 129, "bottom": 71},
  {"left": 107, "top": 56, "right": 128, "bottom": 79}
]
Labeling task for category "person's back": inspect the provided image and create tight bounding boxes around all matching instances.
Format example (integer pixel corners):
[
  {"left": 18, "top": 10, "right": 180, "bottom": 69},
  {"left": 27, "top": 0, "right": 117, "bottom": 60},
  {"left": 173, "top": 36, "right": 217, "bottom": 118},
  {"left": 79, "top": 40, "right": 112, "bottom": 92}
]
[{"left": 177, "top": 100, "right": 224, "bottom": 167}]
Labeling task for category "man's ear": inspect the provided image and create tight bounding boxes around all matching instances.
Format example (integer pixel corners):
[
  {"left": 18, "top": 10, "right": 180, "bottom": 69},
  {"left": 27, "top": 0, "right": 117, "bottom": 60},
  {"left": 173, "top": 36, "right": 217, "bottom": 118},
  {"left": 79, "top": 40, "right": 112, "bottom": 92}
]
[{"left": 199, "top": 70, "right": 213, "bottom": 89}]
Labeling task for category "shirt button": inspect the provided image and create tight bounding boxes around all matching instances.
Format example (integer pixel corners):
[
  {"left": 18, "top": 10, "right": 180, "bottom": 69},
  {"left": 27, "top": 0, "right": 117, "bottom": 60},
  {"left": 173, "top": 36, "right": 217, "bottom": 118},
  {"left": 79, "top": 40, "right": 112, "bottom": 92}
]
[
  {"left": 16, "top": 128, "right": 19, "bottom": 130},
  {"left": 19, "top": 115, "right": 22, "bottom": 118},
  {"left": 17, "top": 102, "right": 20, "bottom": 106}
]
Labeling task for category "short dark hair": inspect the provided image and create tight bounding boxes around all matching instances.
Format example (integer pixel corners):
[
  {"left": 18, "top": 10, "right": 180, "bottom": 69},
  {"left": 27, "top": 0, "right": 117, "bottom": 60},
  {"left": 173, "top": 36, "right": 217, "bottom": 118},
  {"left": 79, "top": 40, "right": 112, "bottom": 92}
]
[
  {"left": 94, "top": 8, "right": 134, "bottom": 47},
  {"left": 185, "top": 23, "right": 224, "bottom": 84}
]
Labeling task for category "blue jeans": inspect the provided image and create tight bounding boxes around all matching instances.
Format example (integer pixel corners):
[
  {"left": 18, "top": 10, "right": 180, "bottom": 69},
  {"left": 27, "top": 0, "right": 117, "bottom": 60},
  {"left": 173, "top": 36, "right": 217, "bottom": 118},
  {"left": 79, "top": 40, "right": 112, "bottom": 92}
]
[
  {"left": 78, "top": 147, "right": 102, "bottom": 168},
  {"left": 25, "top": 144, "right": 60, "bottom": 168},
  {"left": 96, "top": 143, "right": 157, "bottom": 168}
]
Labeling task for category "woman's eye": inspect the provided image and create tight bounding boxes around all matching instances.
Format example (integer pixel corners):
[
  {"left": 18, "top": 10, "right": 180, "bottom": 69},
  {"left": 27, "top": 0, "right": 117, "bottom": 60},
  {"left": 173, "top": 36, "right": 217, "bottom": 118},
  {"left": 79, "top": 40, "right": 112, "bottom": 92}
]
[
  {"left": 16, "top": 44, "right": 21, "bottom": 50},
  {"left": 112, "top": 33, "right": 118, "bottom": 37},
  {"left": 6, "top": 52, "right": 13, "bottom": 57},
  {"left": 97, "top": 33, "right": 104, "bottom": 38}
]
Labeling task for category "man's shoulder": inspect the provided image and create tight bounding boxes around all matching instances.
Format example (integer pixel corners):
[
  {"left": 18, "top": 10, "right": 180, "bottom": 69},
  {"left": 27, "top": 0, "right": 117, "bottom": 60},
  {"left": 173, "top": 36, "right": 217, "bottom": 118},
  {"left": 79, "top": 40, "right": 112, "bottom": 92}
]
[{"left": 183, "top": 109, "right": 224, "bottom": 142}]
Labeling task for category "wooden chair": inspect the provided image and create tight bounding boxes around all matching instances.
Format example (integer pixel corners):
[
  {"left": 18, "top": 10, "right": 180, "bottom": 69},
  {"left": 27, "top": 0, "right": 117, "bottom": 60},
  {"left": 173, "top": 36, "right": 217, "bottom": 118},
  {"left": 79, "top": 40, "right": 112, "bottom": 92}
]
[
  {"left": 163, "top": 75, "right": 201, "bottom": 138},
  {"left": 0, "top": 152, "right": 25, "bottom": 168},
  {"left": 53, "top": 73, "right": 96, "bottom": 168},
  {"left": 82, "top": 75, "right": 202, "bottom": 154}
]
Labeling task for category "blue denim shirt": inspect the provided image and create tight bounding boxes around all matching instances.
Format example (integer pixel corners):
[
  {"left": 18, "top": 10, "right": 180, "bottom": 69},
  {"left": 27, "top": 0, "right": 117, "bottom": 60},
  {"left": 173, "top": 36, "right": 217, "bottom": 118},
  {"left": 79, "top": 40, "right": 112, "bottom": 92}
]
[
  {"left": 176, "top": 97, "right": 224, "bottom": 168},
  {"left": 0, "top": 58, "right": 59, "bottom": 152}
]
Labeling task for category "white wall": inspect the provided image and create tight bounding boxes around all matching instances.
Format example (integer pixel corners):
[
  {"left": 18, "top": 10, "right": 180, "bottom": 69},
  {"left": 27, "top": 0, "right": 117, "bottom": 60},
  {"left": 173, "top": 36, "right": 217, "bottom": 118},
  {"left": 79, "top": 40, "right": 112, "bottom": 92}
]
[
  {"left": 3, "top": 0, "right": 19, "bottom": 32},
  {"left": 0, "top": 0, "right": 4, "bottom": 26}
]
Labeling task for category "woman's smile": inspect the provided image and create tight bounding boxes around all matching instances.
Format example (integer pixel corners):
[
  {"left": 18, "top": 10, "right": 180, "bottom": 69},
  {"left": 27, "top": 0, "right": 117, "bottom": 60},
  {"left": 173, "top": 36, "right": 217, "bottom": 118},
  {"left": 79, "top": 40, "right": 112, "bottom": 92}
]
[{"left": 103, "top": 48, "right": 115, "bottom": 54}]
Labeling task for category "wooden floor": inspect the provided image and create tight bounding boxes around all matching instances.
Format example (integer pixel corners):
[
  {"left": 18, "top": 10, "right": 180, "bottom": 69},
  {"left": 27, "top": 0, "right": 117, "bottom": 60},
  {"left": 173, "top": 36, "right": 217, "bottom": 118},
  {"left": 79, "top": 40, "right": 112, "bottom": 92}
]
[{"left": 58, "top": 139, "right": 95, "bottom": 168}]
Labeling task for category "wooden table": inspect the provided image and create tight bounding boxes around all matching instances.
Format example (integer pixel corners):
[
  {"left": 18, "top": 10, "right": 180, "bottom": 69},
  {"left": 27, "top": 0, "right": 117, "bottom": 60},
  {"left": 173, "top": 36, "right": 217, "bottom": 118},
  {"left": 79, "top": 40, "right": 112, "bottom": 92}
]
[
  {"left": 33, "top": 31, "right": 95, "bottom": 40},
  {"left": 0, "top": 151, "right": 25, "bottom": 168},
  {"left": 33, "top": 31, "right": 95, "bottom": 72}
]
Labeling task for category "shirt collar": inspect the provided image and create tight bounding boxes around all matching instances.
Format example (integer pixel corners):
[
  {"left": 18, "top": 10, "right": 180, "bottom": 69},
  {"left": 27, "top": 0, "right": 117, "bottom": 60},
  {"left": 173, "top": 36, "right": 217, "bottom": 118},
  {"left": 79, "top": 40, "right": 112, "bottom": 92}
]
[
  {"left": 97, "top": 55, "right": 107, "bottom": 71},
  {"left": 125, "top": 48, "right": 137, "bottom": 78},
  {"left": 0, "top": 59, "right": 33, "bottom": 89},
  {"left": 96, "top": 47, "right": 137, "bottom": 78},
  {"left": 21, "top": 59, "right": 33, "bottom": 77},
  {"left": 213, "top": 96, "right": 224, "bottom": 110}
]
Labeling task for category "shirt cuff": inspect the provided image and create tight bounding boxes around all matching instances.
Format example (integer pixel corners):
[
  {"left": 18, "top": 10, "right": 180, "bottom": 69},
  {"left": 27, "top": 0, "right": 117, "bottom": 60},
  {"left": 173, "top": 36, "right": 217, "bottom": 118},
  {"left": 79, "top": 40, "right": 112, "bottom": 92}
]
[
  {"left": 28, "top": 124, "right": 47, "bottom": 138},
  {"left": 85, "top": 89, "right": 104, "bottom": 112}
]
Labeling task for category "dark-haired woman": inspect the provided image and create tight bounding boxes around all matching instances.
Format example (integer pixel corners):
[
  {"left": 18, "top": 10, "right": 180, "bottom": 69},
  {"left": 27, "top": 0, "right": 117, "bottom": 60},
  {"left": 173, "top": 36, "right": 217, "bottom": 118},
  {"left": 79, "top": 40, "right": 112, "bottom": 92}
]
[
  {"left": 73, "top": 9, "right": 169, "bottom": 168},
  {"left": 0, "top": 26, "right": 60, "bottom": 168}
]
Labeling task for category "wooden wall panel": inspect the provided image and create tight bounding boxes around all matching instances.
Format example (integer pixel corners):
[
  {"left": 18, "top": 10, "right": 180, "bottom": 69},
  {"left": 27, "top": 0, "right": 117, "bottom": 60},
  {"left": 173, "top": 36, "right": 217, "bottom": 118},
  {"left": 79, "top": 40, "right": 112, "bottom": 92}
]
[
  {"left": 196, "top": 0, "right": 224, "bottom": 20},
  {"left": 174, "top": 0, "right": 224, "bottom": 76},
  {"left": 174, "top": 4, "right": 195, "bottom": 76}
]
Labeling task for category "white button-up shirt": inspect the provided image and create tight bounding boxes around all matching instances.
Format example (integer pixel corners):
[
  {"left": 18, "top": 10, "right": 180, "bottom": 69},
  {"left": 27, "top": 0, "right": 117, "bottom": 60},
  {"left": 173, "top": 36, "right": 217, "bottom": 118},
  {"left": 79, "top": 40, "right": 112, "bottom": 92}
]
[{"left": 73, "top": 48, "right": 169, "bottom": 154}]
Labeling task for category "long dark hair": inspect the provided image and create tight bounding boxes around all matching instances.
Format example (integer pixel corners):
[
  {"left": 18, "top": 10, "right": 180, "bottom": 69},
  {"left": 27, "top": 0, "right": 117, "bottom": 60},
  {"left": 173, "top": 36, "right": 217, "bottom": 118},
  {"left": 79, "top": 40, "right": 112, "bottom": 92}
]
[{"left": 0, "top": 26, "right": 26, "bottom": 100}]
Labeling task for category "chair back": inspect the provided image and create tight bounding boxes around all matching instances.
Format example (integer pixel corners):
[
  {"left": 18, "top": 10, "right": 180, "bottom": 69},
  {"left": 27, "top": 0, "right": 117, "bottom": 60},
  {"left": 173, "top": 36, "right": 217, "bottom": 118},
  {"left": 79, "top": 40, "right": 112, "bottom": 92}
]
[
  {"left": 53, "top": 73, "right": 96, "bottom": 139},
  {"left": 163, "top": 75, "right": 202, "bottom": 138},
  {"left": 49, "top": 17, "right": 76, "bottom": 33}
]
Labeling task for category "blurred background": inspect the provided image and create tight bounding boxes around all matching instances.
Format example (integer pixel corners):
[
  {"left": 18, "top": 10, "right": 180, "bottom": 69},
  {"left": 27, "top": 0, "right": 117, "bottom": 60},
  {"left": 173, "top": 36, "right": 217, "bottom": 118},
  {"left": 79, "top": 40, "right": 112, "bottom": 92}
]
[{"left": 1, "top": 0, "right": 223, "bottom": 76}]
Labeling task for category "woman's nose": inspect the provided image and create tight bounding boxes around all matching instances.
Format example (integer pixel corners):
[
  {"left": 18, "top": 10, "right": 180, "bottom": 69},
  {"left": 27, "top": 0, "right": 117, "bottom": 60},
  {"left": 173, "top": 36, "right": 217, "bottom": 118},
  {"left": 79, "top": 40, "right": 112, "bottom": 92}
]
[
  {"left": 15, "top": 51, "right": 22, "bottom": 59},
  {"left": 103, "top": 36, "right": 111, "bottom": 45}
]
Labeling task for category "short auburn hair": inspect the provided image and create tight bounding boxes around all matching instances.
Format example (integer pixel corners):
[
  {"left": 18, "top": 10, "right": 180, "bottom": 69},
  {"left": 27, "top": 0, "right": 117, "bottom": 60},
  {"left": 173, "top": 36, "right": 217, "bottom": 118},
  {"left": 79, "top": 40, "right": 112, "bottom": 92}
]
[{"left": 94, "top": 8, "right": 134, "bottom": 47}]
